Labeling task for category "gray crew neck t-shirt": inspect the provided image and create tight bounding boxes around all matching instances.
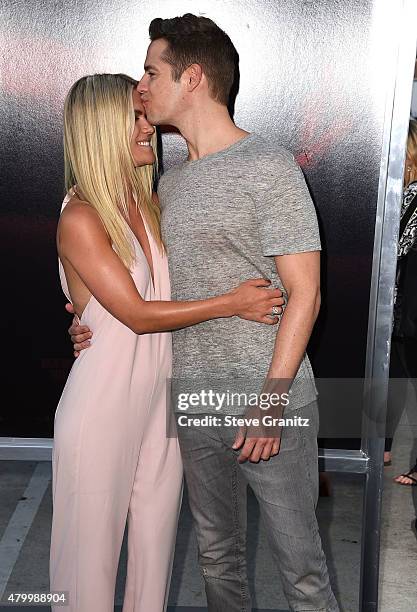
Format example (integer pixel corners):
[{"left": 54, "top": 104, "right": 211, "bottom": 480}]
[{"left": 158, "top": 133, "right": 321, "bottom": 414}]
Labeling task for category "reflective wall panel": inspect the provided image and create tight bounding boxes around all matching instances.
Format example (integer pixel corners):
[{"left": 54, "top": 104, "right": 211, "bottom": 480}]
[{"left": 1, "top": 0, "right": 394, "bottom": 436}]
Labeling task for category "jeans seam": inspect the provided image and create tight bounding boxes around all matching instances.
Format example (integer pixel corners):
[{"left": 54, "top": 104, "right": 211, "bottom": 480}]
[
  {"left": 298, "top": 405, "right": 334, "bottom": 605},
  {"left": 230, "top": 458, "right": 248, "bottom": 611}
]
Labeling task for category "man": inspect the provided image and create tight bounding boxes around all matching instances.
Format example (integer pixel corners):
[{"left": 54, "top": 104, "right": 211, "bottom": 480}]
[{"left": 69, "top": 13, "right": 339, "bottom": 612}]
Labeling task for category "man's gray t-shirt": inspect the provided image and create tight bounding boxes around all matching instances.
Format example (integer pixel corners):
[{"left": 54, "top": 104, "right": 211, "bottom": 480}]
[{"left": 158, "top": 133, "right": 321, "bottom": 414}]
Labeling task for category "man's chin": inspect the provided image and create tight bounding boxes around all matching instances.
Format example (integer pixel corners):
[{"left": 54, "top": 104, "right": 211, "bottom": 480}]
[
  {"left": 146, "top": 112, "right": 171, "bottom": 128},
  {"left": 144, "top": 110, "right": 160, "bottom": 125},
  {"left": 145, "top": 110, "right": 177, "bottom": 130}
]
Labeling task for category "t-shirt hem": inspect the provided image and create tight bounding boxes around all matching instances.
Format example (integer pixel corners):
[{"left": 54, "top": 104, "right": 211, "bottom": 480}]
[{"left": 262, "top": 244, "right": 322, "bottom": 257}]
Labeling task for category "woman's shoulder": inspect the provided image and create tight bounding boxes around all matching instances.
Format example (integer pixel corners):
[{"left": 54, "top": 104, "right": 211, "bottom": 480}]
[
  {"left": 58, "top": 194, "right": 106, "bottom": 240},
  {"left": 60, "top": 193, "right": 98, "bottom": 222}
]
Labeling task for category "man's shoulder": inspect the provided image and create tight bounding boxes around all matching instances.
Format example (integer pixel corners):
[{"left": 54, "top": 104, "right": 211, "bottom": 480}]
[
  {"left": 237, "top": 134, "right": 302, "bottom": 187},
  {"left": 236, "top": 133, "right": 295, "bottom": 168},
  {"left": 248, "top": 133, "right": 293, "bottom": 159}
]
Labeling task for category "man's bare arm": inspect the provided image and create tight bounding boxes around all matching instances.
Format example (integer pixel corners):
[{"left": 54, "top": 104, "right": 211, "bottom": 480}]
[
  {"left": 233, "top": 250, "right": 320, "bottom": 462},
  {"left": 267, "top": 250, "right": 320, "bottom": 379}
]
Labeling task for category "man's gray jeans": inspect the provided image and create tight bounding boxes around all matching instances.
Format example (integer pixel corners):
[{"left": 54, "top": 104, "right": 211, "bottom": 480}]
[{"left": 177, "top": 401, "right": 339, "bottom": 612}]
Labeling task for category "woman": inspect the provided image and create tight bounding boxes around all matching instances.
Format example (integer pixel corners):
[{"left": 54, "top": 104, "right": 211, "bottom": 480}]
[
  {"left": 50, "top": 73, "right": 283, "bottom": 612},
  {"left": 384, "top": 118, "right": 417, "bottom": 487}
]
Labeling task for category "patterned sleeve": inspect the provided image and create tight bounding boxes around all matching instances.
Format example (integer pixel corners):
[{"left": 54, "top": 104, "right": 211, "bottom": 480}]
[{"left": 398, "top": 182, "right": 417, "bottom": 257}]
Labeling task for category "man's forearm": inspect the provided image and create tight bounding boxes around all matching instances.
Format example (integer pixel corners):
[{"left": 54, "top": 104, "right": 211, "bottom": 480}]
[{"left": 267, "top": 289, "right": 320, "bottom": 382}]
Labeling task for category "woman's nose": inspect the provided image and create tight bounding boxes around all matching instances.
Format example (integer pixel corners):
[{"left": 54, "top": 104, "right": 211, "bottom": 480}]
[{"left": 143, "top": 122, "right": 155, "bottom": 135}]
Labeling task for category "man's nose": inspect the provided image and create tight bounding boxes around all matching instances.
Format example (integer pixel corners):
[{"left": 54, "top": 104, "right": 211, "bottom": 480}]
[{"left": 136, "top": 77, "right": 147, "bottom": 93}]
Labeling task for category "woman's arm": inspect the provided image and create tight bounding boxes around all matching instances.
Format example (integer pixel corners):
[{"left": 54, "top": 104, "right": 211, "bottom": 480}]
[{"left": 58, "top": 202, "right": 283, "bottom": 335}]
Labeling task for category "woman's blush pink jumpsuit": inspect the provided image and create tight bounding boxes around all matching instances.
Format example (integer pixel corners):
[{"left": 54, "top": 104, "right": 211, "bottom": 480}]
[{"left": 50, "top": 195, "right": 183, "bottom": 612}]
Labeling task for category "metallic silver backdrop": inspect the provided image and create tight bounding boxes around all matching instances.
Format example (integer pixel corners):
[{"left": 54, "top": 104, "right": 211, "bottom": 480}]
[{"left": 0, "top": 0, "right": 393, "bottom": 436}]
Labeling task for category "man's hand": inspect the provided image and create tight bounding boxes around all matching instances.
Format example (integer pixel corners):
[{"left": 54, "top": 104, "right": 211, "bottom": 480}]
[
  {"left": 65, "top": 303, "right": 92, "bottom": 358},
  {"left": 232, "top": 403, "right": 282, "bottom": 463}
]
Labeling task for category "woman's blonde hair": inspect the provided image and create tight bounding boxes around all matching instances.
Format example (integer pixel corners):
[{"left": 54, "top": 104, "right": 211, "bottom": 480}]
[
  {"left": 63, "top": 73, "right": 162, "bottom": 269},
  {"left": 406, "top": 118, "right": 417, "bottom": 186}
]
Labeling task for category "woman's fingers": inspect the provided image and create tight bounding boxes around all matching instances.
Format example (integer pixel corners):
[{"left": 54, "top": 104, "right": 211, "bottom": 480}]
[
  {"left": 246, "top": 277, "right": 272, "bottom": 287},
  {"left": 267, "top": 300, "right": 283, "bottom": 313},
  {"left": 262, "top": 315, "right": 279, "bottom": 324},
  {"left": 234, "top": 279, "right": 285, "bottom": 323},
  {"left": 269, "top": 289, "right": 284, "bottom": 301}
]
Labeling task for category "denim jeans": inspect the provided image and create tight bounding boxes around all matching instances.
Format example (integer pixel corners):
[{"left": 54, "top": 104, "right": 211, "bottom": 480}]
[{"left": 177, "top": 401, "right": 339, "bottom": 612}]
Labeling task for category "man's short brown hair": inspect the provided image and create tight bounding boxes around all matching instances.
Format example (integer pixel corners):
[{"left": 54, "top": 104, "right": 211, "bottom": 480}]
[{"left": 149, "top": 13, "right": 238, "bottom": 106}]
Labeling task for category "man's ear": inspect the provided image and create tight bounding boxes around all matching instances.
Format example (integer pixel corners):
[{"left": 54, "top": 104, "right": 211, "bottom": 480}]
[{"left": 183, "top": 63, "right": 203, "bottom": 92}]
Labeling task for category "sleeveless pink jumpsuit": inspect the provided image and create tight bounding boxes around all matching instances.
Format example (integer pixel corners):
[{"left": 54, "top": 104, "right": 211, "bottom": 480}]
[{"left": 50, "top": 194, "right": 183, "bottom": 612}]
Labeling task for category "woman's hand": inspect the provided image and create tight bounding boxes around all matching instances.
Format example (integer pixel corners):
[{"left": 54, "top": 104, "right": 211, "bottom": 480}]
[{"left": 227, "top": 278, "right": 284, "bottom": 324}]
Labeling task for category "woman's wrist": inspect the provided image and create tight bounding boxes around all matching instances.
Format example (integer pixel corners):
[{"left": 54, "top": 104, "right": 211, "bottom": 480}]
[{"left": 215, "top": 292, "right": 234, "bottom": 318}]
